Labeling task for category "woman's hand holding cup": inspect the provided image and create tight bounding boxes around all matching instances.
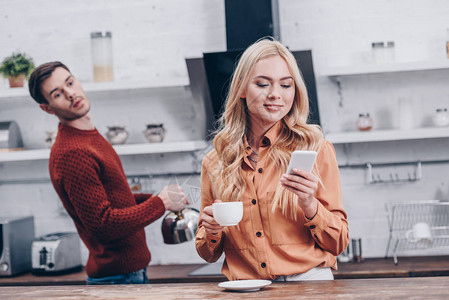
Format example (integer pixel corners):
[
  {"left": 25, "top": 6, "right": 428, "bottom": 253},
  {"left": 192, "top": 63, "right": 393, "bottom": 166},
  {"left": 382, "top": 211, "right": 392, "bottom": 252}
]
[{"left": 201, "top": 200, "right": 225, "bottom": 235}]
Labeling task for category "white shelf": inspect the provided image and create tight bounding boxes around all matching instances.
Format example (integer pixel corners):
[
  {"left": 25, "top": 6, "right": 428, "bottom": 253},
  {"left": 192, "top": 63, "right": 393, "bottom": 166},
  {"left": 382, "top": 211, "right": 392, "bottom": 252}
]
[
  {"left": 0, "top": 140, "right": 209, "bottom": 162},
  {"left": 321, "top": 60, "right": 449, "bottom": 77},
  {"left": 326, "top": 127, "right": 449, "bottom": 144},
  {"left": 114, "top": 140, "right": 208, "bottom": 156},
  {"left": 0, "top": 78, "right": 189, "bottom": 100},
  {"left": 0, "top": 148, "right": 51, "bottom": 162}
]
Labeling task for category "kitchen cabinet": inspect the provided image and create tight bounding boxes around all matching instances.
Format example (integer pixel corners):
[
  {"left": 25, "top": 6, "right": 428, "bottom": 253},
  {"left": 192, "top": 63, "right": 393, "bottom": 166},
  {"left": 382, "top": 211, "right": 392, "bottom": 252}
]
[{"left": 322, "top": 60, "right": 449, "bottom": 144}]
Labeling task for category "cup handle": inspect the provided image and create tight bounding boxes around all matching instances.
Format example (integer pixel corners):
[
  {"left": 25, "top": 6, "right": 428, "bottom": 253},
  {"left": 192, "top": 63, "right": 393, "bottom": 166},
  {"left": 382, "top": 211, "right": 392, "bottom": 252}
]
[{"left": 405, "top": 229, "right": 416, "bottom": 243}]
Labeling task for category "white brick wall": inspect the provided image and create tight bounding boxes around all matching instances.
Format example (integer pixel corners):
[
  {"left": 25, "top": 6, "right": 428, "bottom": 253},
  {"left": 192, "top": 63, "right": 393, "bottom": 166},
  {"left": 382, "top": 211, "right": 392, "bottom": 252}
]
[{"left": 0, "top": 0, "right": 448, "bottom": 266}]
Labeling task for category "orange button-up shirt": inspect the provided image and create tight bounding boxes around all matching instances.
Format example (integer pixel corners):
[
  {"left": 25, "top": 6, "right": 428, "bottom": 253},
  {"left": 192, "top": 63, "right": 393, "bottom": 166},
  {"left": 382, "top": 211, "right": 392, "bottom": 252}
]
[{"left": 195, "top": 123, "right": 349, "bottom": 280}]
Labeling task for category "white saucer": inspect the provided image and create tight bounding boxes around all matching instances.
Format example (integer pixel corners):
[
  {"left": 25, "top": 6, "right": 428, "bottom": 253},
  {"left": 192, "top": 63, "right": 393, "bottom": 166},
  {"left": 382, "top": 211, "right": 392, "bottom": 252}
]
[{"left": 218, "top": 279, "right": 272, "bottom": 292}]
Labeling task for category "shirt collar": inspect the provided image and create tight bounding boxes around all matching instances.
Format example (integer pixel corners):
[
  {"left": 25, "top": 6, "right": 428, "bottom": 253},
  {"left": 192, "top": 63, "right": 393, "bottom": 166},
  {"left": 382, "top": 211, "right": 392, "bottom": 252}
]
[{"left": 244, "top": 121, "right": 283, "bottom": 154}]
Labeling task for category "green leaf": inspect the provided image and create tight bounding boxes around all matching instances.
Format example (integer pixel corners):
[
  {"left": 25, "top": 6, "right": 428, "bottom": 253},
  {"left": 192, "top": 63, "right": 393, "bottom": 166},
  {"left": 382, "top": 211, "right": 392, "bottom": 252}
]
[{"left": 0, "top": 52, "right": 35, "bottom": 78}]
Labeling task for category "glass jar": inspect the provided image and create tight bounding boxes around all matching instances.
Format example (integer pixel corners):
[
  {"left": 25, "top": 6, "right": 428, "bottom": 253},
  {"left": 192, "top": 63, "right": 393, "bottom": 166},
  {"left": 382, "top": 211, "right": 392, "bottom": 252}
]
[
  {"left": 90, "top": 31, "right": 114, "bottom": 82},
  {"left": 352, "top": 238, "right": 363, "bottom": 263},
  {"left": 357, "top": 113, "right": 373, "bottom": 131},
  {"left": 433, "top": 108, "right": 449, "bottom": 127},
  {"left": 371, "top": 41, "right": 395, "bottom": 64}
]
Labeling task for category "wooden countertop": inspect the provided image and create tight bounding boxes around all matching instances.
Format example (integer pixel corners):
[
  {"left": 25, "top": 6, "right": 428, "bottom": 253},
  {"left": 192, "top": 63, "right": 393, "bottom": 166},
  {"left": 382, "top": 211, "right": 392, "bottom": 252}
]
[
  {"left": 1, "top": 277, "right": 449, "bottom": 299},
  {"left": 1, "top": 255, "right": 448, "bottom": 286}
]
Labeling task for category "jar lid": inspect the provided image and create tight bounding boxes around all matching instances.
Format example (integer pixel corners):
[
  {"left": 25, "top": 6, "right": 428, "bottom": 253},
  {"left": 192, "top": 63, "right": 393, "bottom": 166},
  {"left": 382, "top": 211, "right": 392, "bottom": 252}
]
[
  {"left": 108, "top": 125, "right": 125, "bottom": 129},
  {"left": 91, "top": 31, "right": 112, "bottom": 38},
  {"left": 146, "top": 123, "right": 164, "bottom": 128},
  {"left": 371, "top": 41, "right": 395, "bottom": 48},
  {"left": 371, "top": 42, "right": 384, "bottom": 48}
]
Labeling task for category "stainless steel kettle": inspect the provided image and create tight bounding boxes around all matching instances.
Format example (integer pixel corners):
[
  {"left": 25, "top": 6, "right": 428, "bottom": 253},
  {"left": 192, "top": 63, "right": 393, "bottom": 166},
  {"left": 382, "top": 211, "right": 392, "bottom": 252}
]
[{"left": 161, "top": 208, "right": 199, "bottom": 244}]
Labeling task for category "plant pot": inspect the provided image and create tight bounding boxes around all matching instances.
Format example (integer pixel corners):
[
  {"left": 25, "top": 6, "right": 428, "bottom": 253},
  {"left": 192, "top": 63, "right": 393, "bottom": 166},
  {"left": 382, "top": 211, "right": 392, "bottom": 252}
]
[{"left": 8, "top": 74, "right": 25, "bottom": 88}]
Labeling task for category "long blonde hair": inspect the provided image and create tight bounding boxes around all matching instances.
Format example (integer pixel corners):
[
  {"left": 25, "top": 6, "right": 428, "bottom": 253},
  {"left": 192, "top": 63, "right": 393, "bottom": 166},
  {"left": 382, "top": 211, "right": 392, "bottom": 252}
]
[{"left": 213, "top": 38, "right": 323, "bottom": 219}]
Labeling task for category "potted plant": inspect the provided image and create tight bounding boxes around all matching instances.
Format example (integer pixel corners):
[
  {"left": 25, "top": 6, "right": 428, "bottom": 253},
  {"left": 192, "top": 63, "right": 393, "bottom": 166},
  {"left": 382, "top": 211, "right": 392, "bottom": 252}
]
[{"left": 0, "top": 52, "right": 35, "bottom": 88}]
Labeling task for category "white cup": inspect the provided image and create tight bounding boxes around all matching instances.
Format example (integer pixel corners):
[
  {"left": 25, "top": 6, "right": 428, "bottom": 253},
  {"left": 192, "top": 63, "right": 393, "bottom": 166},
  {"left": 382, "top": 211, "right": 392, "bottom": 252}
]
[
  {"left": 405, "top": 222, "right": 432, "bottom": 248},
  {"left": 212, "top": 202, "right": 243, "bottom": 226}
]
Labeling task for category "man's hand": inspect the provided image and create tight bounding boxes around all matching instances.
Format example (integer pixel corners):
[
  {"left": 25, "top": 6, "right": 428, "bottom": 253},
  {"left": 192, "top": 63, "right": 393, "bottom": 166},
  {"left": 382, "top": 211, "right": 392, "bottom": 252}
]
[{"left": 158, "top": 184, "right": 190, "bottom": 211}]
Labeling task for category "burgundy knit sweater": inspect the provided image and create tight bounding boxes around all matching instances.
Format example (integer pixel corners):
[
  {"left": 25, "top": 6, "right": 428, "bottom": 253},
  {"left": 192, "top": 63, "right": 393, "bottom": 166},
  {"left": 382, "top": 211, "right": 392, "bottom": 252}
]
[{"left": 49, "top": 123, "right": 165, "bottom": 278}]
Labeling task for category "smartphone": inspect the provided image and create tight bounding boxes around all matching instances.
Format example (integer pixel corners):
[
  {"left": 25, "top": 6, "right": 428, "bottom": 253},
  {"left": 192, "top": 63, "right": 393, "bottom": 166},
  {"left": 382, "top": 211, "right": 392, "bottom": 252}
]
[{"left": 286, "top": 150, "right": 317, "bottom": 174}]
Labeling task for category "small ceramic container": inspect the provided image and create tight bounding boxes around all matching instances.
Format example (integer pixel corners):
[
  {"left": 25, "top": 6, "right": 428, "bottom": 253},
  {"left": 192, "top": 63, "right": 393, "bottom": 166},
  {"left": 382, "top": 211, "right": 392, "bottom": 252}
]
[
  {"left": 357, "top": 113, "right": 373, "bottom": 131},
  {"left": 433, "top": 108, "right": 449, "bottom": 127},
  {"left": 106, "top": 125, "right": 128, "bottom": 145},
  {"left": 144, "top": 124, "right": 166, "bottom": 143}
]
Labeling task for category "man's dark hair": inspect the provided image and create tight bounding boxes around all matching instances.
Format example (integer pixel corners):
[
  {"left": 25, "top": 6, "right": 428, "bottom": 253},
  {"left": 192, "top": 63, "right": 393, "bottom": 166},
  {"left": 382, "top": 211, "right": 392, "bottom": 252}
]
[{"left": 28, "top": 61, "right": 71, "bottom": 104}]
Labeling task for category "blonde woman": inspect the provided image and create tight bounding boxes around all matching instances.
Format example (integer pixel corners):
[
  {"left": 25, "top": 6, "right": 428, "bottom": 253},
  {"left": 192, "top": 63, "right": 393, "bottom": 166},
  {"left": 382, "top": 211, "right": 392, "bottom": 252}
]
[{"left": 195, "top": 39, "right": 349, "bottom": 281}]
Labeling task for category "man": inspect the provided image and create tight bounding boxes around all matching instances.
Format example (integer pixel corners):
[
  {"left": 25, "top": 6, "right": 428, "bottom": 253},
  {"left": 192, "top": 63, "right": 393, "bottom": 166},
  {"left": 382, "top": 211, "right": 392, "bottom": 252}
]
[{"left": 28, "top": 61, "right": 189, "bottom": 284}]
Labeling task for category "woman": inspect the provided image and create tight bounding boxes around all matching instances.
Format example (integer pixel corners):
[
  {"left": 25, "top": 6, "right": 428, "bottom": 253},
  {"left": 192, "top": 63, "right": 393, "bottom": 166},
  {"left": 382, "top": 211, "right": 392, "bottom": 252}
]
[{"left": 195, "top": 38, "right": 349, "bottom": 281}]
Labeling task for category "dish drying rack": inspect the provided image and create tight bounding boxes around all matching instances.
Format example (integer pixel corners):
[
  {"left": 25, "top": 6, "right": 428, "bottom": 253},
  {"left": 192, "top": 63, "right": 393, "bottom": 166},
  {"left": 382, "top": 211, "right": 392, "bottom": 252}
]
[{"left": 385, "top": 200, "right": 449, "bottom": 265}]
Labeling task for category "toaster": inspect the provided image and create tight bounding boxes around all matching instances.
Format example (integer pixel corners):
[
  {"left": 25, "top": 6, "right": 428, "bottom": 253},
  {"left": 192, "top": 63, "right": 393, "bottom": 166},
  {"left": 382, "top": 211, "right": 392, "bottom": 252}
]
[
  {"left": 0, "top": 216, "right": 35, "bottom": 276},
  {"left": 31, "top": 232, "right": 82, "bottom": 274}
]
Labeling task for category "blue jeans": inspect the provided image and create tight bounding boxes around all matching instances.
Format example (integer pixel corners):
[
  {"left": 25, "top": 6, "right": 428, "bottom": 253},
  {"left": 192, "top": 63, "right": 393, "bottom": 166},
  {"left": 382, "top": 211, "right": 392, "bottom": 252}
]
[{"left": 86, "top": 268, "right": 148, "bottom": 285}]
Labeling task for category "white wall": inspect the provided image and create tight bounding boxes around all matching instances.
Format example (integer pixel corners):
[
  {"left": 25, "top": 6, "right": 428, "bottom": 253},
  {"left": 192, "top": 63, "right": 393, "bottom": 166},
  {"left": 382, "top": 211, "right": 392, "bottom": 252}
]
[
  {"left": 0, "top": 0, "right": 448, "bottom": 266},
  {"left": 0, "top": 0, "right": 226, "bottom": 266},
  {"left": 0, "top": 0, "right": 226, "bottom": 88},
  {"left": 279, "top": 0, "right": 449, "bottom": 259}
]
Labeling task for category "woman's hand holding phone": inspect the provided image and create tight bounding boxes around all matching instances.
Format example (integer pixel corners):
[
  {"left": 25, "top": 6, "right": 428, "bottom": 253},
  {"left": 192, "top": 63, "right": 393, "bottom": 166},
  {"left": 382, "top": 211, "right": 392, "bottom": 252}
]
[{"left": 280, "top": 151, "right": 319, "bottom": 219}]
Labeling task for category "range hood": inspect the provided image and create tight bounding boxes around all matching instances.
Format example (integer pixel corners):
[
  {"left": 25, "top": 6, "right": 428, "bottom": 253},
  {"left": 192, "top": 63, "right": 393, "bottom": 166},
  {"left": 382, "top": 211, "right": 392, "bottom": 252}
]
[
  {"left": 186, "top": 0, "right": 320, "bottom": 137},
  {"left": 225, "top": 0, "right": 280, "bottom": 50}
]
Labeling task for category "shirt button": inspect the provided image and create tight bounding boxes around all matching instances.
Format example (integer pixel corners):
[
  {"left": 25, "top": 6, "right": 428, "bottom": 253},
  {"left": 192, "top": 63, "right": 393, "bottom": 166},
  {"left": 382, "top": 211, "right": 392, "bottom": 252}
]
[
  {"left": 251, "top": 199, "right": 257, "bottom": 205},
  {"left": 256, "top": 232, "right": 262, "bottom": 237},
  {"left": 310, "top": 225, "right": 316, "bottom": 229},
  {"left": 258, "top": 168, "right": 263, "bottom": 173},
  {"left": 211, "top": 239, "right": 217, "bottom": 243},
  {"left": 261, "top": 262, "right": 266, "bottom": 268}
]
